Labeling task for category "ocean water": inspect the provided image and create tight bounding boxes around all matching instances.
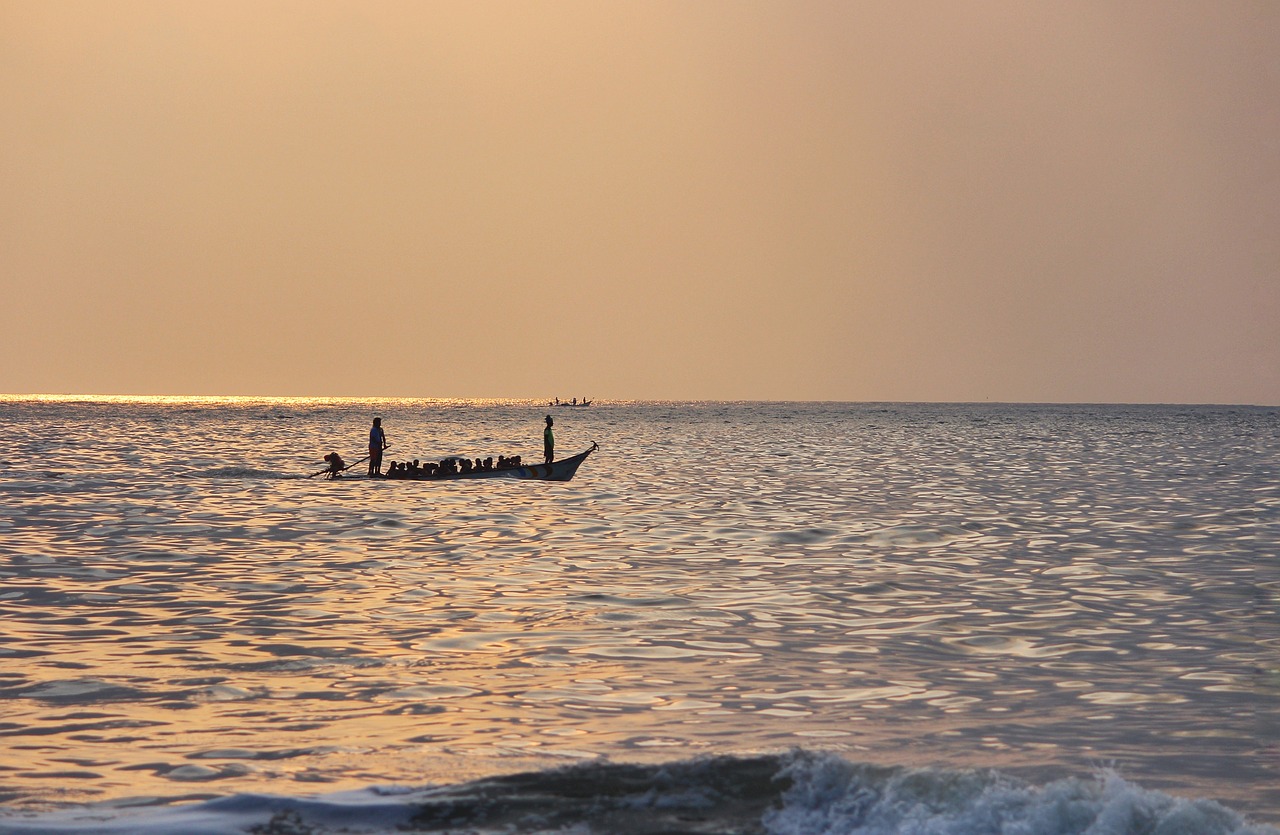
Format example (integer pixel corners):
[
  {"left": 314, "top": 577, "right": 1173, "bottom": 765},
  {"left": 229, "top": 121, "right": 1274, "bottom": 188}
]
[{"left": 0, "top": 397, "right": 1276, "bottom": 834}]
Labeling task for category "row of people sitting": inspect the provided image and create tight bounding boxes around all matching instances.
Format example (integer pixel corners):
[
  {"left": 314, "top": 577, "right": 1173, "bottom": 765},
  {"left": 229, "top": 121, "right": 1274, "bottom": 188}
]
[{"left": 383, "top": 454, "right": 523, "bottom": 478}]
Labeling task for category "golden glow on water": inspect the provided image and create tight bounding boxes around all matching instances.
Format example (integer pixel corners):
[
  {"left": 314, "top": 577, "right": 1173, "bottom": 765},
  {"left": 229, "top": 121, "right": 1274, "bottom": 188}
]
[{"left": 0, "top": 401, "right": 1276, "bottom": 820}]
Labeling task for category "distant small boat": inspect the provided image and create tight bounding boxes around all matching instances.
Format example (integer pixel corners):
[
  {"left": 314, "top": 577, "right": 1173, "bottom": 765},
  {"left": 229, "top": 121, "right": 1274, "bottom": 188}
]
[
  {"left": 338, "top": 443, "right": 598, "bottom": 483},
  {"left": 550, "top": 399, "right": 592, "bottom": 407}
]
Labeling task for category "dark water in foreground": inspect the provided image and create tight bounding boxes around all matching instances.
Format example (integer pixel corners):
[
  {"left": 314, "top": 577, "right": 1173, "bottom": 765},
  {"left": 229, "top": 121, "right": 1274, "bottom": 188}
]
[{"left": 0, "top": 398, "right": 1276, "bottom": 833}]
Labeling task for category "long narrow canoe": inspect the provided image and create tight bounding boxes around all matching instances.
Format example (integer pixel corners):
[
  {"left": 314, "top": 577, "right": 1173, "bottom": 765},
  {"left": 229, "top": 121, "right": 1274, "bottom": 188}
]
[{"left": 346, "top": 443, "right": 598, "bottom": 483}]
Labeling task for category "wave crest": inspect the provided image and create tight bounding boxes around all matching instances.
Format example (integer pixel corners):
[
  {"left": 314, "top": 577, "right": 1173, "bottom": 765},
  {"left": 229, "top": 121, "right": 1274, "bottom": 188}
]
[
  {"left": 3, "top": 752, "right": 1274, "bottom": 834},
  {"left": 767, "top": 752, "right": 1273, "bottom": 834}
]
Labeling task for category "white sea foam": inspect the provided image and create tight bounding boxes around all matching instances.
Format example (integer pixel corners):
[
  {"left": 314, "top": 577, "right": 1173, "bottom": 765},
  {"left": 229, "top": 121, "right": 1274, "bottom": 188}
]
[{"left": 766, "top": 754, "right": 1278, "bottom": 835}]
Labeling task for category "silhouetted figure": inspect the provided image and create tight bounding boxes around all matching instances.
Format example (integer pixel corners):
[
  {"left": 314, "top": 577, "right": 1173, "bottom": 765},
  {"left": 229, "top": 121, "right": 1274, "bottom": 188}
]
[
  {"left": 544, "top": 415, "right": 555, "bottom": 463},
  {"left": 323, "top": 452, "right": 345, "bottom": 479},
  {"left": 368, "top": 418, "right": 388, "bottom": 477}
]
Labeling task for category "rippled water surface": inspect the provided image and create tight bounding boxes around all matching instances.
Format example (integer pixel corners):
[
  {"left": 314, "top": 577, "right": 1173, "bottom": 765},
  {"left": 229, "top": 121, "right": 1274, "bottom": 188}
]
[{"left": 0, "top": 398, "right": 1277, "bottom": 823}]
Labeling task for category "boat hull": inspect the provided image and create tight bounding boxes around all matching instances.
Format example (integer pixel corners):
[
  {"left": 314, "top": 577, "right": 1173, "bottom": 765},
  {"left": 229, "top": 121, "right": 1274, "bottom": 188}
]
[{"left": 341, "top": 443, "right": 598, "bottom": 483}]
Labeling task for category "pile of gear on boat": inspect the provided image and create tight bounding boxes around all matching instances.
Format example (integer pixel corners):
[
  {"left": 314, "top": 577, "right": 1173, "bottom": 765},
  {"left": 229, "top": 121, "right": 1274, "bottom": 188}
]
[
  {"left": 321, "top": 451, "right": 525, "bottom": 479},
  {"left": 389, "top": 455, "right": 523, "bottom": 478}
]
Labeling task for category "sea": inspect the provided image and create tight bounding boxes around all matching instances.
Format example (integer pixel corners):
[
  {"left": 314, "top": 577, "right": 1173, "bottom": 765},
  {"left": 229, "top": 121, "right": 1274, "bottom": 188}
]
[{"left": 0, "top": 396, "right": 1276, "bottom": 834}]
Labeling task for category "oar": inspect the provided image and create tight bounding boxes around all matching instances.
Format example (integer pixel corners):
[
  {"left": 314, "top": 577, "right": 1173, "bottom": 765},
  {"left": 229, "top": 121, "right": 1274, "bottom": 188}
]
[
  {"left": 307, "top": 452, "right": 368, "bottom": 479},
  {"left": 341, "top": 450, "right": 380, "bottom": 474},
  {"left": 307, "top": 447, "right": 391, "bottom": 479},
  {"left": 306, "top": 461, "right": 338, "bottom": 479}
]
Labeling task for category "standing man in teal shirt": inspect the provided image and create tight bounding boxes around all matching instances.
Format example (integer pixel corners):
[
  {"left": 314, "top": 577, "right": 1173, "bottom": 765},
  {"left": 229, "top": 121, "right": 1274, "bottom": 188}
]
[{"left": 543, "top": 415, "right": 554, "bottom": 463}]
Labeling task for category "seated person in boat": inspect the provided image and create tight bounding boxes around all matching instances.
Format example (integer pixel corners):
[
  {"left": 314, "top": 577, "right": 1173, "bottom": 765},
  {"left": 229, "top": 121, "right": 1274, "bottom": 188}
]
[{"left": 323, "top": 452, "right": 345, "bottom": 479}]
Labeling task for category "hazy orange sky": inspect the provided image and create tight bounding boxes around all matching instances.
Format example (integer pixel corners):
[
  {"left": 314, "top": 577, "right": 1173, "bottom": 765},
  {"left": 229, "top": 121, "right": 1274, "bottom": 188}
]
[{"left": 2, "top": 1, "right": 1277, "bottom": 403}]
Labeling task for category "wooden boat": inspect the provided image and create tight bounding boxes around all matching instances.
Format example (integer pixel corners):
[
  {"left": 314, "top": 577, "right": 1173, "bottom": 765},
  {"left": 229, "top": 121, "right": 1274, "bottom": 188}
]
[
  {"left": 549, "top": 399, "right": 592, "bottom": 407},
  {"left": 348, "top": 443, "right": 598, "bottom": 483}
]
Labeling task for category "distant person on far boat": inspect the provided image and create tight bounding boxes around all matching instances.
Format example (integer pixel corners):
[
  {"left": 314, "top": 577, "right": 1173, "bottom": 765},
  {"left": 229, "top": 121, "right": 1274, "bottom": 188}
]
[
  {"left": 544, "top": 414, "right": 555, "bottom": 463},
  {"left": 368, "top": 417, "right": 388, "bottom": 477},
  {"left": 323, "top": 452, "right": 345, "bottom": 479}
]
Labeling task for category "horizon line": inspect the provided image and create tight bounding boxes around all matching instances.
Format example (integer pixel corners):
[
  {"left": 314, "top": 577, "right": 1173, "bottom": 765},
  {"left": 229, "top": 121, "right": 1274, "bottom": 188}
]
[{"left": 1, "top": 393, "right": 1275, "bottom": 409}]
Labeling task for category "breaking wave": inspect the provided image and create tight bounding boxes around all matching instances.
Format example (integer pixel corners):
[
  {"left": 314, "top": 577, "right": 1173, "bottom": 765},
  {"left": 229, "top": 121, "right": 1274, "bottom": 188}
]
[{"left": 3, "top": 752, "right": 1274, "bottom": 834}]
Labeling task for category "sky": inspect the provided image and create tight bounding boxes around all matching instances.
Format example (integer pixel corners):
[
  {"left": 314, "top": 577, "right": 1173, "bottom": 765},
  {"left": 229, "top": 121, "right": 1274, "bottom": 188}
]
[{"left": 2, "top": 1, "right": 1277, "bottom": 403}]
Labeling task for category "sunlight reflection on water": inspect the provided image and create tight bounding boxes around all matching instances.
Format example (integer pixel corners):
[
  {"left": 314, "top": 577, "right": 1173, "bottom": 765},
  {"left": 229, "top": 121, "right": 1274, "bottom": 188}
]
[{"left": 0, "top": 399, "right": 1277, "bottom": 818}]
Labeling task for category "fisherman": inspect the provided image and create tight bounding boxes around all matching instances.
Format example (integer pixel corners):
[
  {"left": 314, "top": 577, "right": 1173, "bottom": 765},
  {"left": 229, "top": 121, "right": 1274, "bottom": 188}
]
[
  {"left": 543, "top": 414, "right": 555, "bottom": 463},
  {"left": 323, "top": 452, "right": 345, "bottom": 479},
  {"left": 368, "top": 417, "right": 388, "bottom": 477}
]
